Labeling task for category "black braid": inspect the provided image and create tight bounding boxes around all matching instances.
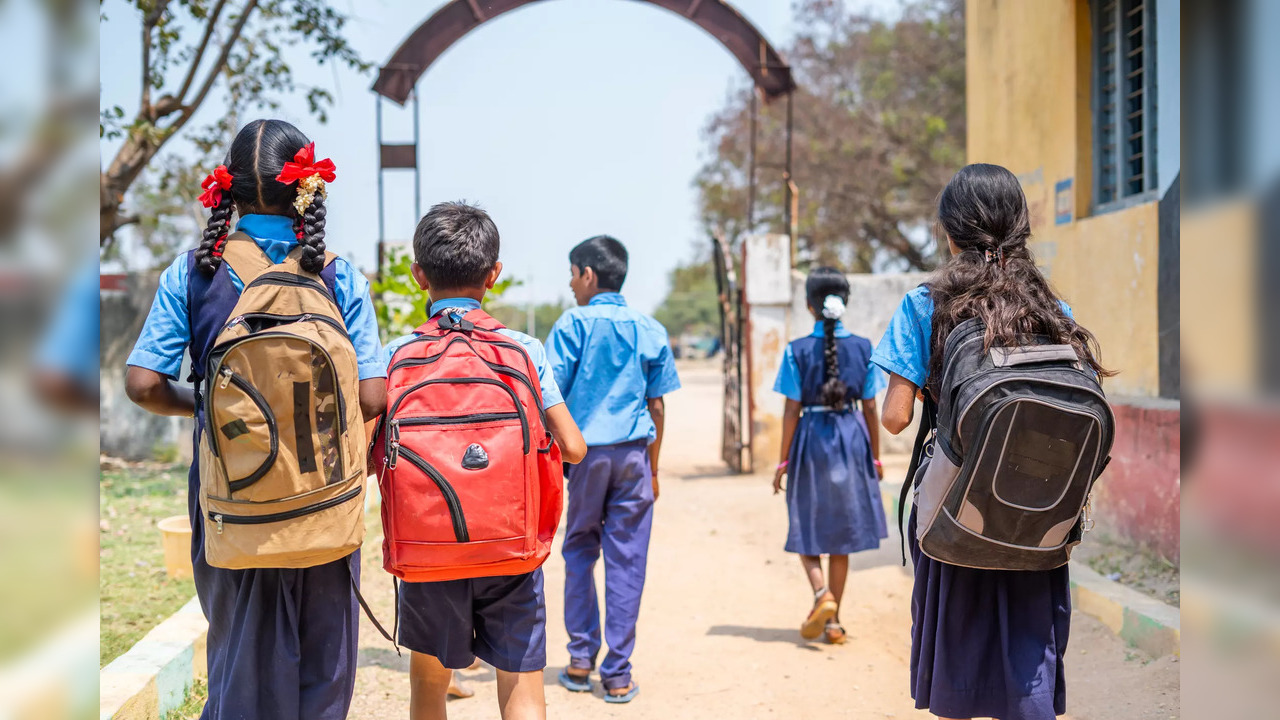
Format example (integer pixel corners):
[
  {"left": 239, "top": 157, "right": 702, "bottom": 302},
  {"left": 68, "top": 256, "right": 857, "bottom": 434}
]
[
  {"left": 297, "top": 193, "right": 327, "bottom": 274},
  {"left": 195, "top": 190, "right": 234, "bottom": 275},
  {"left": 820, "top": 316, "right": 849, "bottom": 408}
]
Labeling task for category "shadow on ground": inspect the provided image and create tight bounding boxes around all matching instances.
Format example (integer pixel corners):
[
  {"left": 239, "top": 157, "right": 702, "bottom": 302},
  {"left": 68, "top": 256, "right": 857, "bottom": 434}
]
[{"left": 706, "top": 625, "right": 821, "bottom": 651}]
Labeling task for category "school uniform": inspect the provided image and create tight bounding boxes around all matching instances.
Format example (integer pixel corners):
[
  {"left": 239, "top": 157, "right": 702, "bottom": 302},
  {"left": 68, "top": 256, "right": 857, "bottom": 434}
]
[
  {"left": 871, "top": 286, "right": 1073, "bottom": 720},
  {"left": 126, "top": 214, "right": 385, "bottom": 720},
  {"left": 545, "top": 291, "right": 681, "bottom": 691},
  {"left": 773, "top": 322, "right": 888, "bottom": 555},
  {"left": 382, "top": 297, "right": 565, "bottom": 672}
]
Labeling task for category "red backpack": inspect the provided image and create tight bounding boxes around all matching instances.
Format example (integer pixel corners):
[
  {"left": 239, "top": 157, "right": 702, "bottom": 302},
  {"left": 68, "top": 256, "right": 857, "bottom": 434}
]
[{"left": 373, "top": 307, "right": 564, "bottom": 582}]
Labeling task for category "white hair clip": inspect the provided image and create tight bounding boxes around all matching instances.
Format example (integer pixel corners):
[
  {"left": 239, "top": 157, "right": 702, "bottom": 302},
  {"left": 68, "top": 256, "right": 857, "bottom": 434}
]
[{"left": 822, "top": 294, "right": 846, "bottom": 320}]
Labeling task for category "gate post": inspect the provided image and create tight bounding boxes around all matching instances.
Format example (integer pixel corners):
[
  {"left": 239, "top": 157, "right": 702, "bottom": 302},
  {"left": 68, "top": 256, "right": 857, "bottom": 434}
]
[{"left": 743, "top": 233, "right": 794, "bottom": 470}]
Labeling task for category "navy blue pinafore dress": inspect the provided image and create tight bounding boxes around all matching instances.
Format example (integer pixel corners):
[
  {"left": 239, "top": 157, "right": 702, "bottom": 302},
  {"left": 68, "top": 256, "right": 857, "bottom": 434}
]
[
  {"left": 784, "top": 335, "right": 888, "bottom": 555},
  {"left": 186, "top": 253, "right": 360, "bottom": 720}
]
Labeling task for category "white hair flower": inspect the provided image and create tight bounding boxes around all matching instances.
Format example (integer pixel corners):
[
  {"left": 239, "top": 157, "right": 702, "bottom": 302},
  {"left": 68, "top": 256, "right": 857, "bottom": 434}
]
[{"left": 822, "top": 294, "right": 846, "bottom": 320}]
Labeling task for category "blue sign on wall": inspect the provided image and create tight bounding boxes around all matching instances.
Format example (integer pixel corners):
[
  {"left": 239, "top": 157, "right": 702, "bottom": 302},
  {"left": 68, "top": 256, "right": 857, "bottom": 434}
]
[{"left": 1054, "top": 179, "right": 1073, "bottom": 225}]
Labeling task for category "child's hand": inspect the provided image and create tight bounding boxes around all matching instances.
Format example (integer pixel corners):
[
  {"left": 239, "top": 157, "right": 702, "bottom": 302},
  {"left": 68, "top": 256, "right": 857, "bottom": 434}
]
[
  {"left": 772, "top": 465, "right": 786, "bottom": 494},
  {"left": 651, "top": 472, "right": 660, "bottom": 500}
]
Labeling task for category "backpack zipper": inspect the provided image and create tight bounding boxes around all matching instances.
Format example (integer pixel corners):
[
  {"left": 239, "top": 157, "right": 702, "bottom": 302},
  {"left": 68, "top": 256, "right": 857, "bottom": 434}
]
[
  {"left": 395, "top": 445, "right": 470, "bottom": 543},
  {"left": 389, "top": 338, "right": 547, "bottom": 428},
  {"left": 209, "top": 484, "right": 362, "bottom": 534},
  {"left": 223, "top": 311, "right": 349, "bottom": 340},
  {"left": 244, "top": 271, "right": 336, "bottom": 301},
  {"left": 386, "top": 377, "right": 528, "bottom": 456},
  {"left": 396, "top": 412, "right": 521, "bottom": 427},
  {"left": 209, "top": 366, "right": 281, "bottom": 494}
]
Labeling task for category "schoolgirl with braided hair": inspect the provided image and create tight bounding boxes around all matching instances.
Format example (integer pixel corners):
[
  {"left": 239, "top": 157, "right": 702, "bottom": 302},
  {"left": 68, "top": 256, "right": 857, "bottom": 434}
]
[
  {"left": 123, "top": 118, "right": 386, "bottom": 718},
  {"left": 772, "top": 266, "right": 887, "bottom": 645}
]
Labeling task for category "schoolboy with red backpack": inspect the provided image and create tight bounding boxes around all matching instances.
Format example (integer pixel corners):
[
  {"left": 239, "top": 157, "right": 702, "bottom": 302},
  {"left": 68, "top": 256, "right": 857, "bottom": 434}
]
[{"left": 375, "top": 201, "right": 587, "bottom": 720}]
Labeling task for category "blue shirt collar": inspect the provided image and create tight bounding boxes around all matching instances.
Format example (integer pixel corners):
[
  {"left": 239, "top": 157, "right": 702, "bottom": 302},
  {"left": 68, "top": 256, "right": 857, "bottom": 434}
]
[
  {"left": 588, "top": 292, "right": 627, "bottom": 307},
  {"left": 429, "top": 297, "right": 481, "bottom": 317},
  {"left": 236, "top": 214, "right": 297, "bottom": 263},
  {"left": 810, "top": 320, "right": 852, "bottom": 338}
]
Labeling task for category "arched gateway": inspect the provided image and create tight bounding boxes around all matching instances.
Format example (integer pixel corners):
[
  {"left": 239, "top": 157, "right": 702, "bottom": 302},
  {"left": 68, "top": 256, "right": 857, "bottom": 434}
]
[{"left": 371, "top": 0, "right": 792, "bottom": 473}]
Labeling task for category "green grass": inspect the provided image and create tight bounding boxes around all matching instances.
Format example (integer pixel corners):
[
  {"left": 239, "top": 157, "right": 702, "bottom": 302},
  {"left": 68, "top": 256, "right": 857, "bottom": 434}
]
[
  {"left": 100, "top": 463, "right": 196, "bottom": 666},
  {"left": 164, "top": 679, "right": 208, "bottom": 719}
]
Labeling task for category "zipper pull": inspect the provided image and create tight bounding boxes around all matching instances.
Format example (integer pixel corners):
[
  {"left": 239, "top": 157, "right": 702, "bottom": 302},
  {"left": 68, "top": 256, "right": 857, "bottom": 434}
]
[
  {"left": 213, "top": 514, "right": 224, "bottom": 534},
  {"left": 300, "top": 313, "right": 313, "bottom": 322},
  {"left": 226, "top": 315, "right": 246, "bottom": 329},
  {"left": 218, "top": 366, "right": 233, "bottom": 389},
  {"left": 1082, "top": 496, "right": 1095, "bottom": 533},
  {"left": 386, "top": 419, "right": 401, "bottom": 469}
]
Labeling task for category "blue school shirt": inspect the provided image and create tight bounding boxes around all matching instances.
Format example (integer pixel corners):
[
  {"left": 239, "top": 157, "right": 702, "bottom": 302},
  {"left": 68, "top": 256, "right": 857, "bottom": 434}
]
[
  {"left": 870, "top": 285, "right": 1073, "bottom": 387},
  {"left": 544, "top": 292, "right": 681, "bottom": 447},
  {"left": 382, "top": 297, "right": 564, "bottom": 410},
  {"left": 36, "top": 257, "right": 101, "bottom": 390},
  {"left": 125, "top": 214, "right": 386, "bottom": 380},
  {"left": 773, "top": 321, "right": 887, "bottom": 401}
]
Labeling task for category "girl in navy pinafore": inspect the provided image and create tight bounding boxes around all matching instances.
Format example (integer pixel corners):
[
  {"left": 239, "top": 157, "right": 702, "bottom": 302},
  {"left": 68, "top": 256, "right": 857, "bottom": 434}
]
[
  {"left": 124, "top": 120, "right": 386, "bottom": 719},
  {"left": 772, "top": 268, "right": 887, "bottom": 644},
  {"left": 872, "top": 163, "right": 1112, "bottom": 720}
]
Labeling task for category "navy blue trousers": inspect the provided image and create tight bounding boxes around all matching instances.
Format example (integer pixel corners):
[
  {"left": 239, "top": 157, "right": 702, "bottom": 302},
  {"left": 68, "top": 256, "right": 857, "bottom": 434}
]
[
  {"left": 562, "top": 441, "right": 653, "bottom": 690},
  {"left": 188, "top": 458, "right": 359, "bottom": 720}
]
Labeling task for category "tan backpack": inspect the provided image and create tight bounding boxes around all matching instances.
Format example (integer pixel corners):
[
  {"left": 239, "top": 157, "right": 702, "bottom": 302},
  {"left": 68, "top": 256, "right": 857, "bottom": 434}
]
[{"left": 198, "top": 234, "right": 366, "bottom": 569}]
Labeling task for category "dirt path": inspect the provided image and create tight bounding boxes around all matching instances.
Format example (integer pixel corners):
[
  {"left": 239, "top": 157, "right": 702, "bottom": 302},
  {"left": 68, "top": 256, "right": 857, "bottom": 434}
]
[{"left": 350, "top": 362, "right": 1178, "bottom": 719}]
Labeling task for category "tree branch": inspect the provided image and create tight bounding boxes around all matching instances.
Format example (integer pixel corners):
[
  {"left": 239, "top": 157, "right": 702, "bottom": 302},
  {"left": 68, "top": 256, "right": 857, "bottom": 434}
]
[
  {"left": 176, "top": 0, "right": 229, "bottom": 104},
  {"left": 176, "top": 0, "right": 259, "bottom": 133},
  {"left": 140, "top": 1, "right": 172, "bottom": 119}
]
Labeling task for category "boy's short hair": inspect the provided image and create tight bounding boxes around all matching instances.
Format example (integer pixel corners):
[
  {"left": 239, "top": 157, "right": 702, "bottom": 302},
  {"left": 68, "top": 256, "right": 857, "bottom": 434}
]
[
  {"left": 569, "top": 235, "right": 628, "bottom": 291},
  {"left": 412, "top": 201, "right": 500, "bottom": 288}
]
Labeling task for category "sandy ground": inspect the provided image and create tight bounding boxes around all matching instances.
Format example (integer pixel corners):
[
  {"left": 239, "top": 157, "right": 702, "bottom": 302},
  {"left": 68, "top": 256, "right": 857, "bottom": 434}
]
[{"left": 350, "top": 361, "right": 1178, "bottom": 719}]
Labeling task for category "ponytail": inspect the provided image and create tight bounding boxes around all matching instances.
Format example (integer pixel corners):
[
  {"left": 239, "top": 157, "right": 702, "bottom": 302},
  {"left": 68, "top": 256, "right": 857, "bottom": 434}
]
[
  {"left": 820, "top": 314, "right": 848, "bottom": 408},
  {"left": 195, "top": 188, "right": 234, "bottom": 275}
]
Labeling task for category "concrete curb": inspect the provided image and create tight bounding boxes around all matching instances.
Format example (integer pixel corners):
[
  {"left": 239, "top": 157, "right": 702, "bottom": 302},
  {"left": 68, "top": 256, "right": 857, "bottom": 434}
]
[
  {"left": 100, "top": 596, "right": 208, "bottom": 720},
  {"left": 880, "top": 481, "right": 1180, "bottom": 658}
]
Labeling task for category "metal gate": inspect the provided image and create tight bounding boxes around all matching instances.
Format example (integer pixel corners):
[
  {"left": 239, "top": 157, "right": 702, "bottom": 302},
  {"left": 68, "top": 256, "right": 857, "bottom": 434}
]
[{"left": 712, "top": 231, "right": 748, "bottom": 473}]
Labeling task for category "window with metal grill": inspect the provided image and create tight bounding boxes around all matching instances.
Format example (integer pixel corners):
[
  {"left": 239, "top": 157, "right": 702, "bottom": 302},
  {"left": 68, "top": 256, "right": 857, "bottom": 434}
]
[{"left": 1093, "top": 0, "right": 1157, "bottom": 210}]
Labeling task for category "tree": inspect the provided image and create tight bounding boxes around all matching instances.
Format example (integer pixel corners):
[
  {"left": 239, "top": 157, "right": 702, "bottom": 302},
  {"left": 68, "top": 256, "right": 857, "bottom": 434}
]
[
  {"left": 99, "top": 1, "right": 370, "bottom": 246},
  {"left": 653, "top": 259, "right": 720, "bottom": 339},
  {"left": 695, "top": 0, "right": 965, "bottom": 272}
]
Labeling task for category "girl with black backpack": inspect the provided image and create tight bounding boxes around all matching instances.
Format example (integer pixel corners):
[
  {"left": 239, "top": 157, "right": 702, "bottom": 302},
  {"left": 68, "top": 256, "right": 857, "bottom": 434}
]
[{"left": 871, "top": 163, "right": 1112, "bottom": 720}]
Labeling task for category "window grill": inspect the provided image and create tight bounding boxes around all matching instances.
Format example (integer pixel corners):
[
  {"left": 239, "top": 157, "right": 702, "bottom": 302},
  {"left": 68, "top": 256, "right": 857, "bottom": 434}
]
[{"left": 1093, "top": 0, "right": 1157, "bottom": 209}]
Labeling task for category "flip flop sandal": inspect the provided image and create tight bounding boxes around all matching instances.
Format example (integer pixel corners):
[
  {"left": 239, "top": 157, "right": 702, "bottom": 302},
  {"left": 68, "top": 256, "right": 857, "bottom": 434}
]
[
  {"left": 603, "top": 683, "right": 640, "bottom": 704},
  {"left": 558, "top": 668, "right": 593, "bottom": 693},
  {"left": 800, "top": 591, "right": 839, "bottom": 640},
  {"left": 824, "top": 620, "right": 848, "bottom": 645}
]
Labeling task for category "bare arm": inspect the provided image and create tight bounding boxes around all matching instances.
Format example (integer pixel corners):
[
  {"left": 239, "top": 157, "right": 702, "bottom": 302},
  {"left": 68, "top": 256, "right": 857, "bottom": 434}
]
[
  {"left": 125, "top": 365, "right": 196, "bottom": 417},
  {"left": 647, "top": 397, "right": 665, "bottom": 499},
  {"left": 861, "top": 397, "right": 882, "bottom": 479},
  {"left": 358, "top": 378, "right": 387, "bottom": 422},
  {"left": 882, "top": 373, "right": 918, "bottom": 435},
  {"left": 773, "top": 398, "right": 802, "bottom": 494},
  {"left": 546, "top": 403, "right": 587, "bottom": 464}
]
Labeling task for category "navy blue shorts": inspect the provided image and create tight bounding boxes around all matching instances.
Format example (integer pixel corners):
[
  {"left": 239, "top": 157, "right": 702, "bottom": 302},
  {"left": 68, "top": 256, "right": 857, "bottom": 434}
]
[{"left": 397, "top": 569, "right": 547, "bottom": 673}]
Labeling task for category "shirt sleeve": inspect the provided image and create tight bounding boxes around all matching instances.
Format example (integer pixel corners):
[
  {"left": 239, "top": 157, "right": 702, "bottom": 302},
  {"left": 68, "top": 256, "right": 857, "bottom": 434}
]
[
  {"left": 772, "top": 343, "right": 802, "bottom": 401},
  {"left": 643, "top": 324, "right": 681, "bottom": 399},
  {"left": 332, "top": 260, "right": 386, "bottom": 380},
  {"left": 36, "top": 258, "right": 101, "bottom": 388},
  {"left": 126, "top": 254, "right": 191, "bottom": 379},
  {"left": 520, "top": 337, "right": 565, "bottom": 410},
  {"left": 543, "top": 313, "right": 581, "bottom": 399},
  {"left": 870, "top": 291, "right": 931, "bottom": 388},
  {"left": 861, "top": 363, "right": 888, "bottom": 399}
]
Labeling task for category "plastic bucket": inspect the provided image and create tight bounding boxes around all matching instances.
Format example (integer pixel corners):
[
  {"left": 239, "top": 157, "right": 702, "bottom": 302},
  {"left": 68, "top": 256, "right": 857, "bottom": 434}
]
[{"left": 158, "top": 515, "right": 193, "bottom": 580}]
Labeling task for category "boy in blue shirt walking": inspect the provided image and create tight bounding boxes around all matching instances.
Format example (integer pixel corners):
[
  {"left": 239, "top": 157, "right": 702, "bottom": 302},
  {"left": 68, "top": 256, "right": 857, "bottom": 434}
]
[{"left": 546, "top": 235, "right": 681, "bottom": 703}]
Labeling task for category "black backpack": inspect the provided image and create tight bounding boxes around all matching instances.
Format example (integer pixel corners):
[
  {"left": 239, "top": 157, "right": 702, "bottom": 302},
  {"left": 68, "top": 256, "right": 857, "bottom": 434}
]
[{"left": 898, "top": 317, "right": 1114, "bottom": 571}]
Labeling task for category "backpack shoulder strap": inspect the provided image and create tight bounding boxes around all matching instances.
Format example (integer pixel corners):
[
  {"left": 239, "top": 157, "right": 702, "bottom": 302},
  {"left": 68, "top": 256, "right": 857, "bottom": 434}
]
[
  {"left": 897, "top": 391, "right": 937, "bottom": 566},
  {"left": 220, "top": 232, "right": 272, "bottom": 286}
]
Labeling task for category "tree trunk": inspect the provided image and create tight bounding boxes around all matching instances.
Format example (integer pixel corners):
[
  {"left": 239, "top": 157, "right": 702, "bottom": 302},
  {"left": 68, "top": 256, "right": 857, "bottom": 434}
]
[{"left": 100, "top": 133, "right": 156, "bottom": 245}]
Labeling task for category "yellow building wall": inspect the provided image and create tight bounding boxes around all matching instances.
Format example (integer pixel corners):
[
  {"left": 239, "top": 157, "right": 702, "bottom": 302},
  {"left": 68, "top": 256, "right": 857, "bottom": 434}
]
[{"left": 966, "top": 0, "right": 1161, "bottom": 397}]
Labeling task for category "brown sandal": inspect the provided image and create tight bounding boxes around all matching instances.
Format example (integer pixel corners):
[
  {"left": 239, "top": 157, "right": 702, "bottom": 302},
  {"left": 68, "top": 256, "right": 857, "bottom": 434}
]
[
  {"left": 800, "top": 588, "right": 838, "bottom": 640},
  {"left": 824, "top": 620, "right": 848, "bottom": 645}
]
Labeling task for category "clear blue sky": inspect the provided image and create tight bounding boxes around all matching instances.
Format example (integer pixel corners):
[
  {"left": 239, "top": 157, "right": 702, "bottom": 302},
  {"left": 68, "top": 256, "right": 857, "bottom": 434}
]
[{"left": 101, "top": 0, "right": 893, "bottom": 312}]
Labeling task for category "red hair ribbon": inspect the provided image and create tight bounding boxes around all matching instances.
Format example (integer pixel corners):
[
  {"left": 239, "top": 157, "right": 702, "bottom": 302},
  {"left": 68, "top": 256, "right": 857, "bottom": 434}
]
[
  {"left": 209, "top": 233, "right": 229, "bottom": 259},
  {"left": 275, "top": 142, "right": 337, "bottom": 185},
  {"left": 199, "top": 165, "right": 234, "bottom": 208}
]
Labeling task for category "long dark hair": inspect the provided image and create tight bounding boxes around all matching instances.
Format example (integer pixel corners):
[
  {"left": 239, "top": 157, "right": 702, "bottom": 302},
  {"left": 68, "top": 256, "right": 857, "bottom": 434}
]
[
  {"left": 806, "top": 266, "right": 851, "bottom": 408},
  {"left": 926, "top": 163, "right": 1112, "bottom": 391},
  {"left": 194, "top": 119, "right": 328, "bottom": 275}
]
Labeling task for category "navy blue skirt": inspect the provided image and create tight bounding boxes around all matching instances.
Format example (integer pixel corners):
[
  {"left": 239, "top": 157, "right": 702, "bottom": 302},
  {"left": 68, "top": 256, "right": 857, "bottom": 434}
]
[
  {"left": 785, "top": 409, "right": 887, "bottom": 555},
  {"left": 908, "top": 510, "right": 1071, "bottom": 720}
]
